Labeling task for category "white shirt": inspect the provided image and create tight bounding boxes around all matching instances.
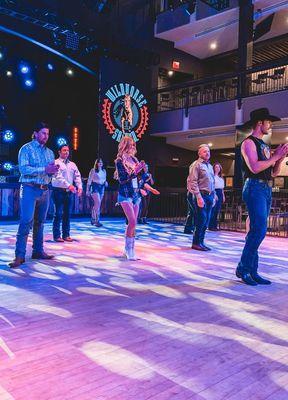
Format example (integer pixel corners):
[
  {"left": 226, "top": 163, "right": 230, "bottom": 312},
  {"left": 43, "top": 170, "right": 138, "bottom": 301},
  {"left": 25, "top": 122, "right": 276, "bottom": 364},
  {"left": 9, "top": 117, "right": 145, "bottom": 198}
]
[
  {"left": 87, "top": 168, "right": 106, "bottom": 186},
  {"left": 214, "top": 175, "right": 225, "bottom": 190},
  {"left": 51, "top": 158, "right": 82, "bottom": 189}
]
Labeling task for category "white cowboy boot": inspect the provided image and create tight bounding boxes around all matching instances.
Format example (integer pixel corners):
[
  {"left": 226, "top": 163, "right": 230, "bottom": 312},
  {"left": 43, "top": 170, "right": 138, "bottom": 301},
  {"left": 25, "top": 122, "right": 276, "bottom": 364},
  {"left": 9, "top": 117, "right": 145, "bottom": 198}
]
[{"left": 124, "top": 237, "right": 137, "bottom": 260}]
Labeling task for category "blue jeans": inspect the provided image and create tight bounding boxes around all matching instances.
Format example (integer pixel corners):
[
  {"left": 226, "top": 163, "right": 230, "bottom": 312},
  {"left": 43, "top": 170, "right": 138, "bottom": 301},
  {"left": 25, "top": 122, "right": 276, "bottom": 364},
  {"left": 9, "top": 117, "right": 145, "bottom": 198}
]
[
  {"left": 209, "top": 188, "right": 223, "bottom": 229},
  {"left": 15, "top": 184, "right": 50, "bottom": 258},
  {"left": 192, "top": 193, "right": 214, "bottom": 245},
  {"left": 238, "top": 179, "right": 272, "bottom": 274},
  {"left": 52, "top": 189, "right": 72, "bottom": 239},
  {"left": 184, "top": 193, "right": 195, "bottom": 232}
]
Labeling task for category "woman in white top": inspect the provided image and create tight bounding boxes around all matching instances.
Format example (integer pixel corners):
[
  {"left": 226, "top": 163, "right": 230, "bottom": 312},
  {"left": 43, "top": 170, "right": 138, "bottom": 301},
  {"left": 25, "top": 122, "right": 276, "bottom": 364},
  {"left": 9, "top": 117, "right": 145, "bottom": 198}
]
[
  {"left": 86, "top": 158, "right": 107, "bottom": 227},
  {"left": 209, "top": 162, "right": 225, "bottom": 231}
]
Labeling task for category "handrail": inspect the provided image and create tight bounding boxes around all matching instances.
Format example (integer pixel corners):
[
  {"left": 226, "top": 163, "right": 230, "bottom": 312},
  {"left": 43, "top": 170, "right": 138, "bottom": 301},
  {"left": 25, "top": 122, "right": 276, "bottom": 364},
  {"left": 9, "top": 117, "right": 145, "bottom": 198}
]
[
  {"left": 153, "top": 57, "right": 288, "bottom": 112},
  {"left": 154, "top": 56, "right": 288, "bottom": 94}
]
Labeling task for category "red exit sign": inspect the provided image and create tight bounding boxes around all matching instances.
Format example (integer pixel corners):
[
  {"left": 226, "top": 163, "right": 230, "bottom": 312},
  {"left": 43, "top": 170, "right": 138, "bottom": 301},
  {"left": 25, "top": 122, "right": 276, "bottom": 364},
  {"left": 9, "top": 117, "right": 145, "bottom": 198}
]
[{"left": 172, "top": 61, "right": 180, "bottom": 70}]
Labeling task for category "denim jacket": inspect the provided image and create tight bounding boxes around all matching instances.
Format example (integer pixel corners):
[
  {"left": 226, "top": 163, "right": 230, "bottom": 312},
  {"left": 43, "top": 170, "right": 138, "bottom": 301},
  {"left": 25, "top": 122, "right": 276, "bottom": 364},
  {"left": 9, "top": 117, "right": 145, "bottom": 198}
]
[{"left": 115, "top": 158, "right": 138, "bottom": 198}]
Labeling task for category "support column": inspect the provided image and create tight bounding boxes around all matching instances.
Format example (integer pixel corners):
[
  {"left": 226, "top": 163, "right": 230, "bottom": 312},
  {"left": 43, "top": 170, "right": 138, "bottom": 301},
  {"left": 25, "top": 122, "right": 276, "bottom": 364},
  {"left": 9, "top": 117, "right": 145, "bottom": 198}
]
[{"left": 234, "top": 0, "right": 254, "bottom": 188}]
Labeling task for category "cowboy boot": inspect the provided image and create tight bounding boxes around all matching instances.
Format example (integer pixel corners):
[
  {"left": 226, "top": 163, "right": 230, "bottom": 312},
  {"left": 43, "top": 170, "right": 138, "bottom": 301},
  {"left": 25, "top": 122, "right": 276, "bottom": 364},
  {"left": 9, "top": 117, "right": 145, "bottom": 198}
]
[{"left": 124, "top": 236, "right": 137, "bottom": 261}]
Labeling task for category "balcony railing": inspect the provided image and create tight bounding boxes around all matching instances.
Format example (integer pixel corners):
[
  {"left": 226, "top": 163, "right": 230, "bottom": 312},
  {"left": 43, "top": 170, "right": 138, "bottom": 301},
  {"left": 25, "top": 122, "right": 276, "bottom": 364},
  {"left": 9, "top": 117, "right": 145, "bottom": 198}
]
[{"left": 155, "top": 61, "right": 288, "bottom": 112}]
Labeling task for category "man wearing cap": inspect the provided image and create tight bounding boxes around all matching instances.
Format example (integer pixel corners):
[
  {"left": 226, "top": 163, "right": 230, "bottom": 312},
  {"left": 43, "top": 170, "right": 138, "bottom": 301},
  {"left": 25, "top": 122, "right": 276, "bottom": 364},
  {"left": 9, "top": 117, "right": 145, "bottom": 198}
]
[
  {"left": 188, "top": 144, "right": 216, "bottom": 251},
  {"left": 9, "top": 122, "right": 59, "bottom": 268},
  {"left": 236, "top": 108, "right": 288, "bottom": 285}
]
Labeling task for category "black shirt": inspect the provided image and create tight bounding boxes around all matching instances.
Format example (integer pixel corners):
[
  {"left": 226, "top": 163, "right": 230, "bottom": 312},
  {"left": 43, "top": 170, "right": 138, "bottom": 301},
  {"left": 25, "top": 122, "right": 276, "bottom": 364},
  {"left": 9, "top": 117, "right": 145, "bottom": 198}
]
[{"left": 241, "top": 135, "right": 272, "bottom": 181}]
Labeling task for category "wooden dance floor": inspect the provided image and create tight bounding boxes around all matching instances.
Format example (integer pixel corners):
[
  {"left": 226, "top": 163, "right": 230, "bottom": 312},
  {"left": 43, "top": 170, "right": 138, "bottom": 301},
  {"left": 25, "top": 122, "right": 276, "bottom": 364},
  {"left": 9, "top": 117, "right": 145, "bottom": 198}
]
[{"left": 0, "top": 219, "right": 288, "bottom": 400}]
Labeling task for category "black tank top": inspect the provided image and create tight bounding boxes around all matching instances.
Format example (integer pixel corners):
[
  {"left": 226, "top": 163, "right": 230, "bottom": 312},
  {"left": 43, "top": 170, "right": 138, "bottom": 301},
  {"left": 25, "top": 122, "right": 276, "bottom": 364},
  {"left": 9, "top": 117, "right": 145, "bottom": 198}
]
[{"left": 241, "top": 135, "right": 272, "bottom": 181}]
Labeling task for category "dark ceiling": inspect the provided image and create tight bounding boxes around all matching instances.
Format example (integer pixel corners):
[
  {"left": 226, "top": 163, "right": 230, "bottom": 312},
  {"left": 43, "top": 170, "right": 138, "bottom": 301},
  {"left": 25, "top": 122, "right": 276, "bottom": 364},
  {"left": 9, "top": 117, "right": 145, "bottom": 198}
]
[{"left": 0, "top": 0, "right": 159, "bottom": 67}]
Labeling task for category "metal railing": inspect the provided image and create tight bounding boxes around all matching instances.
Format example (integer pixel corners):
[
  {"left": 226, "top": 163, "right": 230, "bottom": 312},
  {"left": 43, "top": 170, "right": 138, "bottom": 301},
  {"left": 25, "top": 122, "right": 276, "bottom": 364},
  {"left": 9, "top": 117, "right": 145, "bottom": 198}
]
[
  {"left": 155, "top": 60, "right": 288, "bottom": 112},
  {"left": 148, "top": 188, "right": 288, "bottom": 238},
  {"left": 1, "top": 185, "right": 287, "bottom": 237}
]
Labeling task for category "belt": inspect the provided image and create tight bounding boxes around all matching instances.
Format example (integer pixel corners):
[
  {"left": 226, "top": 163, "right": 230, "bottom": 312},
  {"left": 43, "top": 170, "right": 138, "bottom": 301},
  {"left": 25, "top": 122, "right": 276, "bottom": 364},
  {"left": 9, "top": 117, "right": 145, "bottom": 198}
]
[
  {"left": 200, "top": 190, "right": 214, "bottom": 196},
  {"left": 24, "top": 183, "right": 49, "bottom": 190},
  {"left": 246, "top": 178, "right": 273, "bottom": 187}
]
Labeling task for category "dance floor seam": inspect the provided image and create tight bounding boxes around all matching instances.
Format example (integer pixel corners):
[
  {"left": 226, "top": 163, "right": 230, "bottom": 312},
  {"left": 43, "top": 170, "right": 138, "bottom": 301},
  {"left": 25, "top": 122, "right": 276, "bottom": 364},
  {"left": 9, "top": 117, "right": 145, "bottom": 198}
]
[{"left": 0, "top": 218, "right": 287, "bottom": 400}]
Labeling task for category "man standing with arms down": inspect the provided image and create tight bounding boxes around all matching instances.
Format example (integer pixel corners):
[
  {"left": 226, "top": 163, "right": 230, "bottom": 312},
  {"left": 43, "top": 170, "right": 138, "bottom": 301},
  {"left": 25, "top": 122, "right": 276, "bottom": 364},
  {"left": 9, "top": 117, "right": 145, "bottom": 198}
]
[
  {"left": 51, "top": 144, "right": 82, "bottom": 242},
  {"left": 188, "top": 144, "right": 216, "bottom": 251},
  {"left": 9, "top": 122, "right": 59, "bottom": 268},
  {"left": 236, "top": 108, "right": 288, "bottom": 285}
]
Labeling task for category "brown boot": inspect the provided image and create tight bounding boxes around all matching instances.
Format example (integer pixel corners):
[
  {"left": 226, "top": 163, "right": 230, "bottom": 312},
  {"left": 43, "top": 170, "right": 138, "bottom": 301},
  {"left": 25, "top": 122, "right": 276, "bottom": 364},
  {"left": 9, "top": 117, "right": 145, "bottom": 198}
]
[{"left": 9, "top": 257, "right": 25, "bottom": 268}]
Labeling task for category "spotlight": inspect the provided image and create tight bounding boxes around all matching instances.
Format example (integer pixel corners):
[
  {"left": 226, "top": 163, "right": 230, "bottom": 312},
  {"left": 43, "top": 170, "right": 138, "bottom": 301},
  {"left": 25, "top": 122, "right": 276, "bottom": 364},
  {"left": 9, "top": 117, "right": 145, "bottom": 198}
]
[
  {"left": 208, "top": 142, "right": 213, "bottom": 147},
  {"left": 3, "top": 162, "right": 13, "bottom": 171},
  {"left": 168, "top": 70, "right": 174, "bottom": 77},
  {"left": 6, "top": 70, "right": 12, "bottom": 77},
  {"left": 210, "top": 42, "right": 217, "bottom": 50},
  {"left": 57, "top": 137, "right": 67, "bottom": 147},
  {"left": 0, "top": 52, "right": 4, "bottom": 60},
  {"left": 3, "top": 129, "right": 15, "bottom": 142},
  {"left": 24, "top": 79, "right": 33, "bottom": 87},
  {"left": 20, "top": 64, "right": 30, "bottom": 74},
  {"left": 47, "top": 63, "right": 54, "bottom": 71},
  {"left": 66, "top": 68, "right": 74, "bottom": 76}
]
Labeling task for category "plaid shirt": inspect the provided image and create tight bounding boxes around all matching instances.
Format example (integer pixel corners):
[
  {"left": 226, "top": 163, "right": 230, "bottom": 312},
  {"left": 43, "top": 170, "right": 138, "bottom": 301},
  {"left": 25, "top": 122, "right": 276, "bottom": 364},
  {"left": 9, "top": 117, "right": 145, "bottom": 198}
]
[
  {"left": 18, "top": 140, "right": 55, "bottom": 185},
  {"left": 115, "top": 159, "right": 138, "bottom": 198}
]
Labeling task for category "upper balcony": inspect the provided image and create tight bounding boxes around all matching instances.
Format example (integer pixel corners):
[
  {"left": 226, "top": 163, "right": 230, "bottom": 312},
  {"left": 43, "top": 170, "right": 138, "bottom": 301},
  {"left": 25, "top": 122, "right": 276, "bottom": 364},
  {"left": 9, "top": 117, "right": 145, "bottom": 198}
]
[
  {"left": 155, "top": 0, "right": 288, "bottom": 59},
  {"left": 150, "top": 59, "right": 288, "bottom": 151}
]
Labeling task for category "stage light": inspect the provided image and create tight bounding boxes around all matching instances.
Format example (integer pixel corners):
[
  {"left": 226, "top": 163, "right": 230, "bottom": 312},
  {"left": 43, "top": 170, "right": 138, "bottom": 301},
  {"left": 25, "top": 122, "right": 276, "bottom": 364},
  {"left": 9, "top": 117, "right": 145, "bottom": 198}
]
[
  {"left": 6, "top": 70, "right": 12, "bottom": 77},
  {"left": 66, "top": 68, "right": 74, "bottom": 76},
  {"left": 210, "top": 42, "right": 217, "bottom": 50},
  {"left": 3, "top": 162, "right": 13, "bottom": 171},
  {"left": 168, "top": 70, "right": 174, "bottom": 77},
  {"left": 20, "top": 64, "right": 30, "bottom": 74},
  {"left": 47, "top": 63, "right": 54, "bottom": 71},
  {"left": 0, "top": 52, "right": 4, "bottom": 60},
  {"left": 208, "top": 142, "right": 213, "bottom": 147},
  {"left": 3, "top": 129, "right": 15, "bottom": 143},
  {"left": 24, "top": 79, "right": 33, "bottom": 87},
  {"left": 57, "top": 137, "right": 67, "bottom": 147}
]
